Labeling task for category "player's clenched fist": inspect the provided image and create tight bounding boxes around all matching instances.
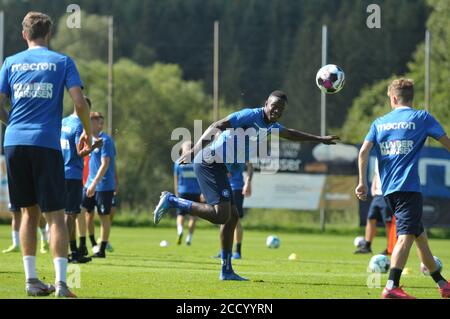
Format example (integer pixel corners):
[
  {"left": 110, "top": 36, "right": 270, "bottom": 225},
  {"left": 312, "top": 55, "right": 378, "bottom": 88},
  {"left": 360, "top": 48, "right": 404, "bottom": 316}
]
[{"left": 355, "top": 183, "right": 368, "bottom": 201}]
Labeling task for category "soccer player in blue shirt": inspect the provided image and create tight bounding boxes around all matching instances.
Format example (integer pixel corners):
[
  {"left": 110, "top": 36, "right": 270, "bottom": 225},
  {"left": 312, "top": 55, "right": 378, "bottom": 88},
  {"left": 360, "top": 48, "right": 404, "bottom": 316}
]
[
  {"left": 0, "top": 12, "right": 92, "bottom": 297},
  {"left": 154, "top": 90, "right": 339, "bottom": 280},
  {"left": 356, "top": 78, "right": 450, "bottom": 299},
  {"left": 354, "top": 160, "right": 393, "bottom": 255},
  {"left": 226, "top": 162, "right": 253, "bottom": 259},
  {"left": 61, "top": 96, "right": 102, "bottom": 263},
  {"left": 82, "top": 112, "right": 116, "bottom": 258},
  {"left": 174, "top": 141, "right": 202, "bottom": 245}
]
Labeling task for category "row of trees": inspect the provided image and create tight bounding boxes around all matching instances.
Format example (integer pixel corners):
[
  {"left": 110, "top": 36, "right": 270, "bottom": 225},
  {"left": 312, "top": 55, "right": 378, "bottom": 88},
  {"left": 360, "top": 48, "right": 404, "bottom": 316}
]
[
  {"left": 1, "top": 0, "right": 443, "bottom": 209},
  {"left": 341, "top": 0, "right": 449, "bottom": 145},
  {"left": 1, "top": 0, "right": 429, "bottom": 132}
]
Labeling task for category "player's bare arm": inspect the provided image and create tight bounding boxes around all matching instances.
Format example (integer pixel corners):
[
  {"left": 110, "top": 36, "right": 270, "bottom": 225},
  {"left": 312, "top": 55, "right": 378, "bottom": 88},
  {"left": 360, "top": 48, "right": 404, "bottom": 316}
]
[
  {"left": 0, "top": 93, "right": 9, "bottom": 125},
  {"left": 242, "top": 162, "right": 253, "bottom": 197},
  {"left": 174, "top": 173, "right": 179, "bottom": 197},
  {"left": 278, "top": 128, "right": 339, "bottom": 144},
  {"left": 355, "top": 140, "right": 373, "bottom": 201},
  {"left": 180, "top": 117, "right": 232, "bottom": 164},
  {"left": 114, "top": 162, "right": 119, "bottom": 195},
  {"left": 370, "top": 173, "right": 378, "bottom": 197},
  {"left": 69, "top": 86, "right": 92, "bottom": 148},
  {"left": 87, "top": 157, "right": 110, "bottom": 197},
  {"left": 438, "top": 135, "right": 450, "bottom": 152}
]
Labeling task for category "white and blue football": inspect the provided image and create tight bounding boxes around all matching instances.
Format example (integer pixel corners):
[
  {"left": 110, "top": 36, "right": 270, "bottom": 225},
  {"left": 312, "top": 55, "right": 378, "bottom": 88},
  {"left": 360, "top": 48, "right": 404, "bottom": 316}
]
[
  {"left": 369, "top": 254, "right": 390, "bottom": 273},
  {"left": 420, "top": 256, "right": 443, "bottom": 276},
  {"left": 266, "top": 235, "right": 280, "bottom": 249}
]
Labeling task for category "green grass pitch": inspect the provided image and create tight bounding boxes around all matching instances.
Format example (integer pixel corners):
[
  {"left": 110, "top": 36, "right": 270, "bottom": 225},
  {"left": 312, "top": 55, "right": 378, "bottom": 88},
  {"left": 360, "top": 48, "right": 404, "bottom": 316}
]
[{"left": 0, "top": 224, "right": 448, "bottom": 299}]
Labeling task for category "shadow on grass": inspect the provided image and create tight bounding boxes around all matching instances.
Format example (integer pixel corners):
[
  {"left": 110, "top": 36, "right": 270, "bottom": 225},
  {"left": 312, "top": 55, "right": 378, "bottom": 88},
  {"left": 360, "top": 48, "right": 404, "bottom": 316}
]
[
  {"left": 101, "top": 255, "right": 220, "bottom": 265},
  {"left": 93, "top": 260, "right": 219, "bottom": 272},
  {"left": 250, "top": 279, "right": 433, "bottom": 291},
  {"left": 0, "top": 271, "right": 23, "bottom": 274}
]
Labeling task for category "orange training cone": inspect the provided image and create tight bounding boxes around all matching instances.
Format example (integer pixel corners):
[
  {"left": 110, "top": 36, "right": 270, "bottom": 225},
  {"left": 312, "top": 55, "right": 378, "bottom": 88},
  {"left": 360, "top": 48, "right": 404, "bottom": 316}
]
[{"left": 387, "top": 215, "right": 397, "bottom": 255}]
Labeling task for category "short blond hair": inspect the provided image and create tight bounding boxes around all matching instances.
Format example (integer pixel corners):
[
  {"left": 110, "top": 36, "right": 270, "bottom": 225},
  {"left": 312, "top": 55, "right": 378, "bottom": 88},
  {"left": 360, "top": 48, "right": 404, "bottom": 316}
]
[
  {"left": 387, "top": 78, "right": 414, "bottom": 105},
  {"left": 22, "top": 12, "right": 53, "bottom": 40},
  {"left": 90, "top": 111, "right": 104, "bottom": 120}
]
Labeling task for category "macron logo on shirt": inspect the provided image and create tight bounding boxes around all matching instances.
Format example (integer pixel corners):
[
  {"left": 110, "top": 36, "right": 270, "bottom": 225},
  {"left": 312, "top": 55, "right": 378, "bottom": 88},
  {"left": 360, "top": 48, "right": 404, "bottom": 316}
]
[
  {"left": 376, "top": 122, "right": 416, "bottom": 132},
  {"left": 11, "top": 62, "right": 57, "bottom": 73}
]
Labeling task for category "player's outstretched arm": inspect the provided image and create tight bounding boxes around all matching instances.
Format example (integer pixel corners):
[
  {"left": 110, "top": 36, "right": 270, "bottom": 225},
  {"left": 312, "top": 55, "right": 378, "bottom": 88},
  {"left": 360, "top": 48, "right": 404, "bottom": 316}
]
[
  {"left": 355, "top": 140, "right": 373, "bottom": 201},
  {"left": 0, "top": 93, "right": 9, "bottom": 125},
  {"left": 278, "top": 128, "right": 339, "bottom": 144},
  {"left": 179, "top": 117, "right": 232, "bottom": 164},
  {"left": 438, "top": 135, "right": 450, "bottom": 152}
]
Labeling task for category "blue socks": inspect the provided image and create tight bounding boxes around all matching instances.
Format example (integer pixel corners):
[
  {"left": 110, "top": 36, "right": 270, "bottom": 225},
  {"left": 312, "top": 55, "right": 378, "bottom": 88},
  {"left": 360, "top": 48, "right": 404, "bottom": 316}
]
[
  {"left": 168, "top": 194, "right": 193, "bottom": 212},
  {"left": 221, "top": 250, "right": 233, "bottom": 274}
]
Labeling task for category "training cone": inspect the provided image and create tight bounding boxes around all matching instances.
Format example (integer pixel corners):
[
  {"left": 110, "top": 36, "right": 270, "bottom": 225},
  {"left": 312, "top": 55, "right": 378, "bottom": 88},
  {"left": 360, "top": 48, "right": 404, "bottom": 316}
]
[
  {"left": 288, "top": 253, "right": 298, "bottom": 260},
  {"left": 387, "top": 216, "right": 397, "bottom": 255},
  {"left": 403, "top": 267, "right": 412, "bottom": 275}
]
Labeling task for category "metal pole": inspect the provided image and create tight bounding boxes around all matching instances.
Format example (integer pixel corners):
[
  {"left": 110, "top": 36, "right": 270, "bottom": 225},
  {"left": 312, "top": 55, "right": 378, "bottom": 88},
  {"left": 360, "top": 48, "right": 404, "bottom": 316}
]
[
  {"left": 425, "top": 30, "right": 431, "bottom": 112},
  {"left": 0, "top": 11, "right": 4, "bottom": 65},
  {"left": 320, "top": 25, "right": 327, "bottom": 137},
  {"left": 320, "top": 25, "right": 327, "bottom": 232},
  {"left": 213, "top": 21, "right": 219, "bottom": 122},
  {"left": 0, "top": 11, "right": 4, "bottom": 154},
  {"left": 107, "top": 16, "right": 113, "bottom": 136},
  {"left": 425, "top": 30, "right": 431, "bottom": 146}
]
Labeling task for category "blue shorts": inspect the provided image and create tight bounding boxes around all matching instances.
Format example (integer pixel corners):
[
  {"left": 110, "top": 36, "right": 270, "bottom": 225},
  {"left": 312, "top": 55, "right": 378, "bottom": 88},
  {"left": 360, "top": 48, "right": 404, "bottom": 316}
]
[
  {"left": 177, "top": 193, "right": 201, "bottom": 216},
  {"left": 64, "top": 179, "right": 83, "bottom": 214},
  {"left": 5, "top": 146, "right": 65, "bottom": 212},
  {"left": 194, "top": 161, "right": 234, "bottom": 206},
  {"left": 82, "top": 188, "right": 114, "bottom": 215},
  {"left": 367, "top": 195, "right": 393, "bottom": 223},
  {"left": 385, "top": 192, "right": 425, "bottom": 237},
  {"left": 233, "top": 189, "right": 245, "bottom": 218}
]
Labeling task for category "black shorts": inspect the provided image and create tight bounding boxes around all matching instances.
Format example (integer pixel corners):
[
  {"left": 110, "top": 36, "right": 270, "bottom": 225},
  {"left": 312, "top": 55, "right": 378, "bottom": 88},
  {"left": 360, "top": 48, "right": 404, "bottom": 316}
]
[
  {"left": 367, "top": 195, "right": 393, "bottom": 223},
  {"left": 233, "top": 189, "right": 245, "bottom": 218},
  {"left": 176, "top": 193, "right": 201, "bottom": 216},
  {"left": 385, "top": 192, "right": 425, "bottom": 237},
  {"left": 112, "top": 195, "right": 117, "bottom": 208},
  {"left": 194, "top": 161, "right": 233, "bottom": 206},
  {"left": 5, "top": 146, "right": 65, "bottom": 212},
  {"left": 82, "top": 188, "right": 114, "bottom": 215},
  {"left": 64, "top": 179, "right": 83, "bottom": 214}
]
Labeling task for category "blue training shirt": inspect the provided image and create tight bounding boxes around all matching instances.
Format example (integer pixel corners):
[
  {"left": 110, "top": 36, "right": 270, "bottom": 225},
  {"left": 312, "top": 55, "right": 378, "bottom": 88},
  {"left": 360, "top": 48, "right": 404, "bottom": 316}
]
[
  {"left": 86, "top": 132, "right": 116, "bottom": 192},
  {"left": 0, "top": 47, "right": 83, "bottom": 150},
  {"left": 207, "top": 107, "right": 285, "bottom": 164},
  {"left": 174, "top": 160, "right": 201, "bottom": 195},
  {"left": 226, "top": 163, "right": 246, "bottom": 191},
  {"left": 61, "top": 114, "right": 83, "bottom": 180},
  {"left": 365, "top": 107, "right": 446, "bottom": 196}
]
